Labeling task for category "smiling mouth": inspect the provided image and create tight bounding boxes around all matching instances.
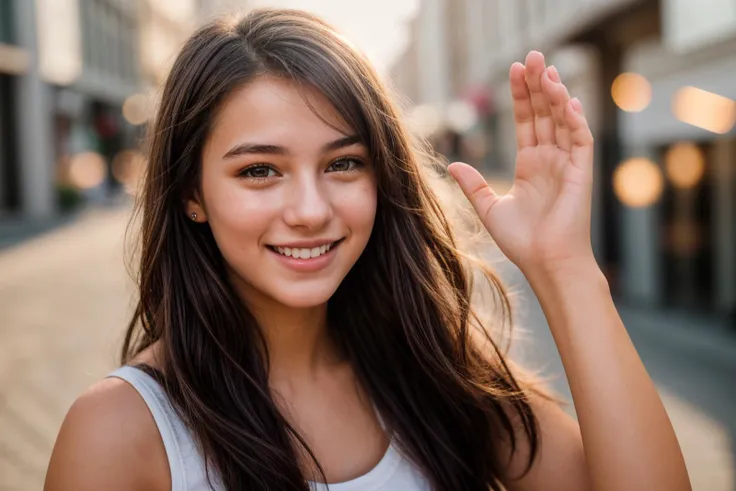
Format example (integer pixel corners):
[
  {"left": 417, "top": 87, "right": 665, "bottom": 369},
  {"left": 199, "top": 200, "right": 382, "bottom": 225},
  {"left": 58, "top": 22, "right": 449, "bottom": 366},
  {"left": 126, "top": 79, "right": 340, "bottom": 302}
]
[{"left": 267, "top": 239, "right": 344, "bottom": 259}]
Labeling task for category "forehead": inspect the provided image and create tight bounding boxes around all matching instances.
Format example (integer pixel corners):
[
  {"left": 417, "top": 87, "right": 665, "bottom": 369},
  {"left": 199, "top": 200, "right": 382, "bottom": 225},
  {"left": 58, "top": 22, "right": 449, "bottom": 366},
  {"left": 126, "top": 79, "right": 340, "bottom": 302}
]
[{"left": 206, "top": 75, "right": 354, "bottom": 154}]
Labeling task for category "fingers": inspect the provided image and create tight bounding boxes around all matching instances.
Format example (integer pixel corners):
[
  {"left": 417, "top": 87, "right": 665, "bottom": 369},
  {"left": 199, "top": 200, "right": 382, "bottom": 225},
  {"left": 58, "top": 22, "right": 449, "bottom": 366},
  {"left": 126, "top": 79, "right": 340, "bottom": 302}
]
[
  {"left": 524, "top": 51, "right": 556, "bottom": 146},
  {"left": 510, "top": 51, "right": 593, "bottom": 162},
  {"left": 565, "top": 98, "right": 595, "bottom": 172},
  {"left": 510, "top": 63, "right": 537, "bottom": 149},
  {"left": 541, "top": 65, "right": 572, "bottom": 152},
  {"left": 447, "top": 162, "right": 499, "bottom": 222}
]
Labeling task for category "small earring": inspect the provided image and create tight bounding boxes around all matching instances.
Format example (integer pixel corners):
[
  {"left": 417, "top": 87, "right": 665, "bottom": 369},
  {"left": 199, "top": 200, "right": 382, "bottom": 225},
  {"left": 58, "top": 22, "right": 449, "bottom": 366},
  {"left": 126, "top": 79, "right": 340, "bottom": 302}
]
[{"left": 190, "top": 212, "right": 198, "bottom": 221}]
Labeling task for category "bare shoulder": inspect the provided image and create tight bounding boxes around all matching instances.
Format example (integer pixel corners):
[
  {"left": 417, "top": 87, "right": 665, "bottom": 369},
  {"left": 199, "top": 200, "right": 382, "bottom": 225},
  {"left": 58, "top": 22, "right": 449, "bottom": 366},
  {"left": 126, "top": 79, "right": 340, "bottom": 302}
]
[{"left": 44, "top": 376, "right": 170, "bottom": 491}]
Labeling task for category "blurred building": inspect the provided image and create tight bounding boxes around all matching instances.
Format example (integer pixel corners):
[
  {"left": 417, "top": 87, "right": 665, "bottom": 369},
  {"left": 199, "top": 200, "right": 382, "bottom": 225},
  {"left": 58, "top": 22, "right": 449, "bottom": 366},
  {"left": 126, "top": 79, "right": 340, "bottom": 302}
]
[
  {"left": 0, "top": 0, "right": 52, "bottom": 218},
  {"left": 0, "top": 0, "right": 248, "bottom": 224},
  {"left": 138, "top": 0, "right": 245, "bottom": 88},
  {"left": 390, "top": 0, "right": 736, "bottom": 321},
  {"left": 0, "top": 0, "right": 141, "bottom": 220}
]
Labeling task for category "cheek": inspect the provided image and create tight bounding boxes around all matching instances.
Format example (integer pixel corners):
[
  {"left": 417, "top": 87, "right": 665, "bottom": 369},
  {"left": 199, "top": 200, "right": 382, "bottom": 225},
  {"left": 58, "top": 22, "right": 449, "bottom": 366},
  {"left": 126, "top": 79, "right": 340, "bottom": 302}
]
[
  {"left": 333, "top": 179, "right": 377, "bottom": 234},
  {"left": 201, "top": 174, "right": 276, "bottom": 249}
]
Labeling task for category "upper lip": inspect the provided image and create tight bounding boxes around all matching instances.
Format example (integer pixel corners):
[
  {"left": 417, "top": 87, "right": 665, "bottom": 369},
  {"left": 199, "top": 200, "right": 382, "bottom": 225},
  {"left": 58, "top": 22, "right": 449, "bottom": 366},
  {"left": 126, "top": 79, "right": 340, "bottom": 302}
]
[{"left": 269, "top": 238, "right": 342, "bottom": 249}]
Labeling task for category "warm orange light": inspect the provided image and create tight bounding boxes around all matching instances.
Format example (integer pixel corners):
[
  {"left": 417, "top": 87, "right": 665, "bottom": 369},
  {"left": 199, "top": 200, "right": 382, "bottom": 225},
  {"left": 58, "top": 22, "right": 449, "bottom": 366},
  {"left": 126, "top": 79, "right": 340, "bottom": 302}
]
[
  {"left": 112, "top": 150, "right": 146, "bottom": 194},
  {"left": 68, "top": 152, "right": 107, "bottom": 190},
  {"left": 122, "top": 94, "right": 151, "bottom": 126},
  {"left": 611, "top": 73, "right": 652, "bottom": 113},
  {"left": 613, "top": 158, "right": 663, "bottom": 207},
  {"left": 665, "top": 142, "right": 706, "bottom": 189},
  {"left": 673, "top": 86, "right": 736, "bottom": 134}
]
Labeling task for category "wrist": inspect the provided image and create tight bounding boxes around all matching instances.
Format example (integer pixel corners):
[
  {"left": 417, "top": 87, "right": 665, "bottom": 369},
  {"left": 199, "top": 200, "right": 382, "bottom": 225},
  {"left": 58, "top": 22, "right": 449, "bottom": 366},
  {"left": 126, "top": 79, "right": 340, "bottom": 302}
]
[
  {"left": 523, "top": 257, "right": 612, "bottom": 334},
  {"left": 522, "top": 255, "right": 606, "bottom": 289}
]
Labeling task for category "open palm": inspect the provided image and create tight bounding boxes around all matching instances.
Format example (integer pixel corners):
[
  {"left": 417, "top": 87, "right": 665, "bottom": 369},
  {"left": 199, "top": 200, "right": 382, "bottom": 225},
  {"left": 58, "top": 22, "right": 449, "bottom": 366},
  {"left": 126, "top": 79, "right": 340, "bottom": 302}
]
[{"left": 449, "top": 51, "right": 595, "bottom": 272}]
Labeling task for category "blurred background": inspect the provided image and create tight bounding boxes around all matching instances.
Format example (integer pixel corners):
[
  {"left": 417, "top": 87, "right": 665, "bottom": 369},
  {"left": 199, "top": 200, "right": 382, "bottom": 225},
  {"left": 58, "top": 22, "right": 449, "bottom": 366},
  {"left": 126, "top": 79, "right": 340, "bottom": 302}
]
[{"left": 0, "top": 0, "right": 734, "bottom": 489}]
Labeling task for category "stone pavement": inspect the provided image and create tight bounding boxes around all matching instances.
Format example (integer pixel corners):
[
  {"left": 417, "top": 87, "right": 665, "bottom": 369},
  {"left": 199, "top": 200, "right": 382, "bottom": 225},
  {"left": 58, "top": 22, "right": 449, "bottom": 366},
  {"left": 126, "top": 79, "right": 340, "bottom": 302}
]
[
  {"left": 1, "top": 207, "right": 734, "bottom": 490},
  {"left": 0, "top": 206, "right": 134, "bottom": 491}
]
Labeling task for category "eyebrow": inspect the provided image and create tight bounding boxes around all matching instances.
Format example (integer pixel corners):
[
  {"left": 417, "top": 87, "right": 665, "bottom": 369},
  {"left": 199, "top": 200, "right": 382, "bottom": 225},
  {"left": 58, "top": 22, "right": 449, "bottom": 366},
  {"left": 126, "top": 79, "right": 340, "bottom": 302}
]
[{"left": 222, "top": 134, "right": 364, "bottom": 159}]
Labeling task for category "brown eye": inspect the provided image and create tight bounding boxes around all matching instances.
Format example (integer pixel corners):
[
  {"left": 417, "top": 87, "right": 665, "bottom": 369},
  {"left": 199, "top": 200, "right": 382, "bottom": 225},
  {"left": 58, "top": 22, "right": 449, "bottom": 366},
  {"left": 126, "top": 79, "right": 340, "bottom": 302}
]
[
  {"left": 239, "top": 165, "right": 277, "bottom": 179},
  {"left": 327, "top": 158, "right": 362, "bottom": 173}
]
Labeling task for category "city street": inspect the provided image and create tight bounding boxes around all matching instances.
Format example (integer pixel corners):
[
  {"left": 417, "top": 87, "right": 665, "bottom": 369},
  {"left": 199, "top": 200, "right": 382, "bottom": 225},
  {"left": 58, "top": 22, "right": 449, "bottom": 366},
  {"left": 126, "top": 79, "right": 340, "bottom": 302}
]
[{"left": 0, "top": 207, "right": 734, "bottom": 490}]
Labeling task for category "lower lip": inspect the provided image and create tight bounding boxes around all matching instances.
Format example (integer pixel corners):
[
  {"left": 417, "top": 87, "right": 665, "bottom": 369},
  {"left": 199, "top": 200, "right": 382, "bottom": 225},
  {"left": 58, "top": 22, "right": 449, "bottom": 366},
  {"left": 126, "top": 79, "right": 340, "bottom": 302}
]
[{"left": 269, "top": 243, "right": 339, "bottom": 273}]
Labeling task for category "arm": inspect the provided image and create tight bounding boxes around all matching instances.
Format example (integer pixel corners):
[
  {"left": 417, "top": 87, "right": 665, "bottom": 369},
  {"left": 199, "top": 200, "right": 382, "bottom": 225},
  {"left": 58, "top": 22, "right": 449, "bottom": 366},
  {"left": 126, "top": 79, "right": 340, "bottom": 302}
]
[
  {"left": 450, "top": 50, "right": 690, "bottom": 491},
  {"left": 519, "top": 259, "right": 689, "bottom": 491},
  {"left": 499, "top": 389, "right": 591, "bottom": 491},
  {"left": 45, "top": 378, "right": 170, "bottom": 491}
]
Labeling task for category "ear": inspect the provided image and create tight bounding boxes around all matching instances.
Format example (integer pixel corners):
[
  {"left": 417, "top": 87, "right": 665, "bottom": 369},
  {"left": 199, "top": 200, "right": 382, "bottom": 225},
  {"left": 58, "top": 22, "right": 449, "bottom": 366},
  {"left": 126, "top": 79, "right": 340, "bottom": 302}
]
[{"left": 185, "top": 193, "right": 207, "bottom": 223}]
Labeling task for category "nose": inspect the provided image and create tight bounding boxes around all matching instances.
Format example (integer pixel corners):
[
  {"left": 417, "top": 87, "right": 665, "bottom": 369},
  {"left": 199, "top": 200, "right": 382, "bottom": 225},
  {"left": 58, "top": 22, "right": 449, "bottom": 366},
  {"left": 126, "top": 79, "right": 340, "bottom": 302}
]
[{"left": 282, "top": 172, "right": 333, "bottom": 230}]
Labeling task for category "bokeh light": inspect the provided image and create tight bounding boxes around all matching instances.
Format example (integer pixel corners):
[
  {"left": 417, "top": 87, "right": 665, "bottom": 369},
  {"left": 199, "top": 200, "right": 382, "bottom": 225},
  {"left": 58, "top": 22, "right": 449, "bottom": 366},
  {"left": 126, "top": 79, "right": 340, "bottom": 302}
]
[
  {"left": 611, "top": 72, "right": 652, "bottom": 112},
  {"left": 68, "top": 152, "right": 107, "bottom": 190},
  {"left": 407, "top": 104, "right": 442, "bottom": 137},
  {"left": 673, "top": 86, "right": 736, "bottom": 134},
  {"left": 446, "top": 100, "right": 478, "bottom": 133},
  {"left": 122, "top": 94, "right": 151, "bottom": 126},
  {"left": 112, "top": 150, "right": 147, "bottom": 195},
  {"left": 613, "top": 157, "right": 664, "bottom": 207},
  {"left": 665, "top": 142, "right": 706, "bottom": 190}
]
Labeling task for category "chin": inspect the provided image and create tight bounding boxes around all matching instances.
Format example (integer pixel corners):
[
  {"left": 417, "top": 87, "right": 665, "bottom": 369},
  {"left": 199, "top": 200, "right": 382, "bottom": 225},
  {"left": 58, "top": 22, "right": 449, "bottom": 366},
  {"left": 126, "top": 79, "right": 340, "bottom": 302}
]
[{"left": 267, "top": 283, "right": 339, "bottom": 309}]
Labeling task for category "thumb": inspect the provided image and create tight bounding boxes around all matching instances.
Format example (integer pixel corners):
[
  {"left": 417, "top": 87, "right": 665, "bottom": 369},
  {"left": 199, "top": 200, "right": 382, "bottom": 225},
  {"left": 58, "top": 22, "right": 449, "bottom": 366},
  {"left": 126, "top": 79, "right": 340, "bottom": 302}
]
[{"left": 447, "top": 162, "right": 499, "bottom": 220}]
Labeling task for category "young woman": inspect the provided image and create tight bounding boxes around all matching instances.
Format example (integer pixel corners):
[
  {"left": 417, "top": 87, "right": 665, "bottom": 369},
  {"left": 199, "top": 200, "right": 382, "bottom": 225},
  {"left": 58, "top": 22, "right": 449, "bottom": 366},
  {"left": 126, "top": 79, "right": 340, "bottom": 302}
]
[{"left": 45, "top": 8, "right": 691, "bottom": 491}]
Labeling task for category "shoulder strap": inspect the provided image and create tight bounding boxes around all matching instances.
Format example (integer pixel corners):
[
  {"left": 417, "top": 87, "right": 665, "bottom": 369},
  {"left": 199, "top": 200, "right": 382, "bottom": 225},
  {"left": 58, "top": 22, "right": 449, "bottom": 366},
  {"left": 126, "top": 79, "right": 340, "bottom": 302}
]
[{"left": 107, "top": 365, "right": 189, "bottom": 491}]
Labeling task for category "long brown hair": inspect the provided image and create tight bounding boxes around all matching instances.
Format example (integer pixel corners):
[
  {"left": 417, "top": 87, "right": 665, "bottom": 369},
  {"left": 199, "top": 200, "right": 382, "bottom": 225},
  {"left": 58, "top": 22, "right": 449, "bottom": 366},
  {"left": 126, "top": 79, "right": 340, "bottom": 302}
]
[{"left": 123, "top": 8, "right": 540, "bottom": 490}]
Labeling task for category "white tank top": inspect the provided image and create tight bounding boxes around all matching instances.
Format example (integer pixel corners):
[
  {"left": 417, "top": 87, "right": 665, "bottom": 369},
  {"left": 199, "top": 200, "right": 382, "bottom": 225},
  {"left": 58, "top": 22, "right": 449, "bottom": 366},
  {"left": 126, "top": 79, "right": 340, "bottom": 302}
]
[{"left": 108, "top": 366, "right": 433, "bottom": 491}]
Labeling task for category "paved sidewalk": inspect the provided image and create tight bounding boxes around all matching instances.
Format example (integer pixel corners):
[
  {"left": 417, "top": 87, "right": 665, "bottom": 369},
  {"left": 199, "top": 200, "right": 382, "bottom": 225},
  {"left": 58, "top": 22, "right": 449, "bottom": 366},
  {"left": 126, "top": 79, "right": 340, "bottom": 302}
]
[{"left": 0, "top": 206, "right": 134, "bottom": 490}]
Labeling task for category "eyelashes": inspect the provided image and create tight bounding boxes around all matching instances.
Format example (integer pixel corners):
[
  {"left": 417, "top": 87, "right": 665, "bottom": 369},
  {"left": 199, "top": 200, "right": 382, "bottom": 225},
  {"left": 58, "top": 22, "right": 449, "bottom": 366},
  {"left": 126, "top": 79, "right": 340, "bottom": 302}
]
[
  {"left": 326, "top": 157, "right": 364, "bottom": 173},
  {"left": 238, "top": 164, "right": 277, "bottom": 179},
  {"left": 237, "top": 157, "right": 366, "bottom": 181}
]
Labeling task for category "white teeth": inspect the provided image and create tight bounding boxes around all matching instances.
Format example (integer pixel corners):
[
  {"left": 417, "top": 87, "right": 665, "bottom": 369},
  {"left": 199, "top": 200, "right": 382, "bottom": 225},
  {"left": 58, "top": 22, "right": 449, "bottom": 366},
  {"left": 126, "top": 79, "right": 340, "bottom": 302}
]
[{"left": 273, "top": 242, "right": 336, "bottom": 259}]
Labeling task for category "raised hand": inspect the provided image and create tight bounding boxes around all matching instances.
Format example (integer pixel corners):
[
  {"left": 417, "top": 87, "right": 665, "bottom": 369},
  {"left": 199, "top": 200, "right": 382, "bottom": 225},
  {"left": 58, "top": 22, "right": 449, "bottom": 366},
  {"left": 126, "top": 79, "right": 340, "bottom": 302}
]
[{"left": 449, "top": 51, "right": 595, "bottom": 274}]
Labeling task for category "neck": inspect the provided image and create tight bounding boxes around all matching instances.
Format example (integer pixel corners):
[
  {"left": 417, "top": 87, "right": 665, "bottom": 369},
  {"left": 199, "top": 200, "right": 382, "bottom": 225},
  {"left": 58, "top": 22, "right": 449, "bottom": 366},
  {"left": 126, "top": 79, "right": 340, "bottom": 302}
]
[{"left": 239, "top": 286, "right": 343, "bottom": 384}]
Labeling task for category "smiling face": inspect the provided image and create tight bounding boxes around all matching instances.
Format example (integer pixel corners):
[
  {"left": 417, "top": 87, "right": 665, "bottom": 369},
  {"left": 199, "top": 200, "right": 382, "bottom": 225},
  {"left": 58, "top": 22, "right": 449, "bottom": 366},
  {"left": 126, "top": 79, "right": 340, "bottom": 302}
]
[{"left": 189, "top": 76, "right": 377, "bottom": 309}]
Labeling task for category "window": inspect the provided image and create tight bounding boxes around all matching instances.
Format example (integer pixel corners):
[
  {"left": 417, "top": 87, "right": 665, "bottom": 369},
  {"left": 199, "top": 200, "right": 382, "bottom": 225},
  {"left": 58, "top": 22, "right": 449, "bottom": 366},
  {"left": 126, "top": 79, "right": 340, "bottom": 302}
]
[{"left": 0, "top": 0, "right": 14, "bottom": 44}]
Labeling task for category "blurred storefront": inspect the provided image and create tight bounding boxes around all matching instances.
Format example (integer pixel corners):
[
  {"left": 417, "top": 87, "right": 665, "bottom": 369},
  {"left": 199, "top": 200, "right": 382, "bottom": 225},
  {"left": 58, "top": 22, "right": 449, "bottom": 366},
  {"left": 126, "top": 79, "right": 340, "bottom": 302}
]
[
  {"left": 0, "top": 0, "right": 237, "bottom": 223},
  {"left": 0, "top": 0, "right": 54, "bottom": 219},
  {"left": 51, "top": 0, "right": 141, "bottom": 204},
  {"left": 0, "top": 0, "right": 142, "bottom": 220},
  {"left": 389, "top": 0, "right": 736, "bottom": 321},
  {"left": 616, "top": 0, "right": 736, "bottom": 317}
]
